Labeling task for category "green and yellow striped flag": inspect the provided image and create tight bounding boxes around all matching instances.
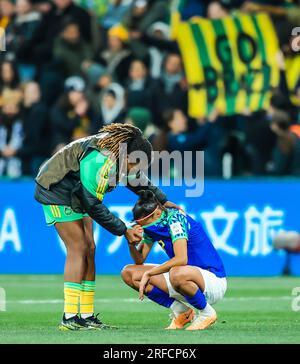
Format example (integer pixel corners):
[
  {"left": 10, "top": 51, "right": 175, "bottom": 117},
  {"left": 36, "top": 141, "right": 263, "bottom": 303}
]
[
  {"left": 285, "top": 55, "right": 300, "bottom": 107},
  {"left": 174, "top": 13, "right": 280, "bottom": 118}
]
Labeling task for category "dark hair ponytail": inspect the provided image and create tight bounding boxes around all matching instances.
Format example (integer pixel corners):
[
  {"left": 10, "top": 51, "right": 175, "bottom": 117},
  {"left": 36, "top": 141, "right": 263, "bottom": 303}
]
[{"left": 132, "top": 190, "right": 160, "bottom": 221}]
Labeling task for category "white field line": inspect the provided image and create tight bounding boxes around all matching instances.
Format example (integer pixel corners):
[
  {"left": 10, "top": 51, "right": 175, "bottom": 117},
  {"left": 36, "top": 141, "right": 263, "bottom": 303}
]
[{"left": 6, "top": 296, "right": 291, "bottom": 305}]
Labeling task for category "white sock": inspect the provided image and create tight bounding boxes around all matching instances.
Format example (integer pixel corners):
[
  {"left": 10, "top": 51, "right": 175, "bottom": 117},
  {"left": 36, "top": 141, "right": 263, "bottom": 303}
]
[
  {"left": 81, "top": 313, "right": 93, "bottom": 319},
  {"left": 200, "top": 303, "right": 216, "bottom": 317},
  {"left": 65, "top": 313, "right": 77, "bottom": 319},
  {"left": 170, "top": 300, "right": 190, "bottom": 317}
]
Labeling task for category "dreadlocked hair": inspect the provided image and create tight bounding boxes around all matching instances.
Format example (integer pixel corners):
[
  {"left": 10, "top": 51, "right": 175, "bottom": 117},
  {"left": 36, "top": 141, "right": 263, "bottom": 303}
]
[{"left": 97, "top": 123, "right": 152, "bottom": 162}]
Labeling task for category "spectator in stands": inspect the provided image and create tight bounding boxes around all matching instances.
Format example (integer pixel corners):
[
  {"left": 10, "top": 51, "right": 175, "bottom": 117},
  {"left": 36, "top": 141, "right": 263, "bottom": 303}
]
[
  {"left": 22, "top": 0, "right": 93, "bottom": 64},
  {"left": 89, "top": 72, "right": 113, "bottom": 114},
  {"left": 123, "top": 0, "right": 169, "bottom": 59},
  {"left": 150, "top": 109, "right": 212, "bottom": 178},
  {"left": 0, "top": 61, "right": 22, "bottom": 98},
  {"left": 50, "top": 76, "right": 97, "bottom": 152},
  {"left": 101, "top": 0, "right": 133, "bottom": 30},
  {"left": 0, "top": 0, "right": 15, "bottom": 30},
  {"left": 18, "top": 82, "right": 49, "bottom": 175},
  {"left": 153, "top": 53, "right": 188, "bottom": 125},
  {"left": 53, "top": 20, "right": 94, "bottom": 78},
  {"left": 207, "top": 1, "right": 230, "bottom": 18},
  {"left": 270, "top": 110, "right": 300, "bottom": 175},
  {"left": 0, "top": 98, "right": 23, "bottom": 178},
  {"left": 146, "top": 22, "right": 170, "bottom": 78},
  {"left": 126, "top": 59, "right": 156, "bottom": 112},
  {"left": 241, "top": 111, "right": 277, "bottom": 175},
  {"left": 98, "top": 83, "right": 126, "bottom": 126},
  {"left": 97, "top": 24, "right": 133, "bottom": 85},
  {"left": 6, "top": 0, "right": 41, "bottom": 81},
  {"left": 162, "top": 109, "right": 211, "bottom": 153}
]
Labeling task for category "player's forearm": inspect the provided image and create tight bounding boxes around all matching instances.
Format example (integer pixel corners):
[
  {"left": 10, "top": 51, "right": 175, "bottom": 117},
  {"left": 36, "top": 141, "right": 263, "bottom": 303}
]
[
  {"left": 128, "top": 244, "right": 144, "bottom": 265},
  {"left": 147, "top": 256, "right": 188, "bottom": 277},
  {"left": 80, "top": 186, "right": 127, "bottom": 235}
]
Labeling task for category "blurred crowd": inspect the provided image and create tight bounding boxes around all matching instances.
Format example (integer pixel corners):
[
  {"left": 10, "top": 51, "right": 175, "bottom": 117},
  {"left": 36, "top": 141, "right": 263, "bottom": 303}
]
[{"left": 0, "top": 0, "right": 299, "bottom": 179}]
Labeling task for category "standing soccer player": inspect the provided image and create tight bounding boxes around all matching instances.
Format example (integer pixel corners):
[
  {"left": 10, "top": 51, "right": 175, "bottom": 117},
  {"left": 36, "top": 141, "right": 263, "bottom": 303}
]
[
  {"left": 122, "top": 190, "right": 227, "bottom": 330},
  {"left": 34, "top": 124, "right": 178, "bottom": 330}
]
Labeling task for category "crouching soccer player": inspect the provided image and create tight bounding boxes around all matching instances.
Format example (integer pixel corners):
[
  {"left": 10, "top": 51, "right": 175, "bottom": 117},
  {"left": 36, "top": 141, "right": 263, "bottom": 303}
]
[{"left": 122, "top": 191, "right": 227, "bottom": 330}]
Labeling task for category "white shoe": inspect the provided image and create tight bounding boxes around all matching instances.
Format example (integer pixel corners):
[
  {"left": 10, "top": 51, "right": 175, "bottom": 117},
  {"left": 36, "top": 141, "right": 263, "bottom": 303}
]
[
  {"left": 165, "top": 308, "right": 195, "bottom": 330},
  {"left": 186, "top": 304, "right": 217, "bottom": 331}
]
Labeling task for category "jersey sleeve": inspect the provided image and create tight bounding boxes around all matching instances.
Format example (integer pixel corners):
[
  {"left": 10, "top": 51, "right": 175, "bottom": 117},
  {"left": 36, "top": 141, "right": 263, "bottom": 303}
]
[{"left": 167, "top": 210, "right": 189, "bottom": 243}]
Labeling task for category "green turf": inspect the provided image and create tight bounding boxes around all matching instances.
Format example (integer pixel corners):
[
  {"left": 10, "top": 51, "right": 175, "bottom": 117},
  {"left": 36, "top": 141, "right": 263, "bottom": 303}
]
[{"left": 0, "top": 275, "right": 299, "bottom": 344}]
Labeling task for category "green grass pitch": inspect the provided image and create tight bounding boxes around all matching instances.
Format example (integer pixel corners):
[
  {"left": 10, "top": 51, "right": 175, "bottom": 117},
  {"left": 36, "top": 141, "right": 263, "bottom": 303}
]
[{"left": 0, "top": 275, "right": 299, "bottom": 344}]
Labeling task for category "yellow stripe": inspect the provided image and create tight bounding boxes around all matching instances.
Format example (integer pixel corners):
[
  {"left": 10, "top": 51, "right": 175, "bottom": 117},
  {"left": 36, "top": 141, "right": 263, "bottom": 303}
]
[
  {"left": 285, "top": 56, "right": 300, "bottom": 106},
  {"left": 95, "top": 159, "right": 115, "bottom": 200},
  {"left": 100, "top": 160, "right": 114, "bottom": 192},
  {"left": 177, "top": 21, "right": 207, "bottom": 117},
  {"left": 50, "top": 205, "right": 57, "bottom": 218},
  {"left": 55, "top": 205, "right": 61, "bottom": 218},
  {"left": 256, "top": 13, "right": 280, "bottom": 110},
  {"left": 96, "top": 159, "right": 110, "bottom": 196},
  {"left": 222, "top": 16, "right": 248, "bottom": 114},
  {"left": 237, "top": 14, "right": 263, "bottom": 112},
  {"left": 98, "top": 160, "right": 114, "bottom": 195},
  {"left": 198, "top": 19, "right": 227, "bottom": 115}
]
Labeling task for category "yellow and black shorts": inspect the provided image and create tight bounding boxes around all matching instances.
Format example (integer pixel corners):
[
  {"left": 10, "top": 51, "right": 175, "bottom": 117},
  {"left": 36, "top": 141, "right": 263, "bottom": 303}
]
[{"left": 42, "top": 204, "right": 89, "bottom": 226}]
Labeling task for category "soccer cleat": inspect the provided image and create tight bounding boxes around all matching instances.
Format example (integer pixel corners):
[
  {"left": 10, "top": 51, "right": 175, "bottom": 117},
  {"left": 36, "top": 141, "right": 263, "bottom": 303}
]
[
  {"left": 165, "top": 308, "right": 195, "bottom": 330},
  {"left": 58, "top": 314, "right": 92, "bottom": 331},
  {"left": 83, "top": 313, "right": 117, "bottom": 330},
  {"left": 185, "top": 310, "right": 217, "bottom": 331}
]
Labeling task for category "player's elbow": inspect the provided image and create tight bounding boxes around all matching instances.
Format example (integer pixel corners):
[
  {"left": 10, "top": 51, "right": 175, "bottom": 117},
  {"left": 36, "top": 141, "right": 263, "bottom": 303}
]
[{"left": 176, "top": 256, "right": 188, "bottom": 266}]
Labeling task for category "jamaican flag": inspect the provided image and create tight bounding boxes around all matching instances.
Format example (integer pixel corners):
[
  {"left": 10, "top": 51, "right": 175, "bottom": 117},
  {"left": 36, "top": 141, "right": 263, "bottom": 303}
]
[{"left": 173, "top": 12, "right": 280, "bottom": 118}]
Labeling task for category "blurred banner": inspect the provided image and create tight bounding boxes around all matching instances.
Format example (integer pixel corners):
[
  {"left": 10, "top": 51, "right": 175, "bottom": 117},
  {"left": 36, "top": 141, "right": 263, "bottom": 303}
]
[
  {"left": 285, "top": 55, "right": 300, "bottom": 107},
  {"left": 173, "top": 13, "right": 280, "bottom": 118},
  {"left": 0, "top": 180, "right": 300, "bottom": 276}
]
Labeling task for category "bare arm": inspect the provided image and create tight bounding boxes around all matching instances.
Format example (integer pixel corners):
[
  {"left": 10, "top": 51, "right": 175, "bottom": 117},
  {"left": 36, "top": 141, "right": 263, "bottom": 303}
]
[
  {"left": 146, "top": 239, "right": 187, "bottom": 277},
  {"left": 139, "top": 239, "right": 188, "bottom": 300},
  {"left": 128, "top": 241, "right": 153, "bottom": 265}
]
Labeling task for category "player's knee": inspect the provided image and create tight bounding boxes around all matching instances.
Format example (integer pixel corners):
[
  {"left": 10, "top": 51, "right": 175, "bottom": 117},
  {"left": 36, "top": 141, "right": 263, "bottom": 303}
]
[
  {"left": 169, "top": 267, "right": 187, "bottom": 290},
  {"left": 121, "top": 265, "right": 134, "bottom": 285},
  {"left": 68, "top": 240, "right": 88, "bottom": 256}
]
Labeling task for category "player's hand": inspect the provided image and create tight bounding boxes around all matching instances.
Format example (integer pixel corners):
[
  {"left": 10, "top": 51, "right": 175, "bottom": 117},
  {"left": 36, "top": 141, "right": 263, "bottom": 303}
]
[
  {"left": 164, "top": 201, "right": 183, "bottom": 211},
  {"left": 132, "top": 224, "right": 143, "bottom": 235},
  {"left": 125, "top": 228, "right": 142, "bottom": 245},
  {"left": 139, "top": 272, "right": 150, "bottom": 301}
]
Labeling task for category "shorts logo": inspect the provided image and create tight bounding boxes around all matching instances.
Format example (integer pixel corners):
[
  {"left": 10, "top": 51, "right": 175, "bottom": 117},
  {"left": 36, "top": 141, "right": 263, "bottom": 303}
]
[
  {"left": 64, "top": 207, "right": 73, "bottom": 216},
  {"left": 170, "top": 222, "right": 183, "bottom": 236}
]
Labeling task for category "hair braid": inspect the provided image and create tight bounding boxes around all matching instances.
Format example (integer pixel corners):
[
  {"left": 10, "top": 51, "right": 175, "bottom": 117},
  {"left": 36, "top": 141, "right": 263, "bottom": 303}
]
[{"left": 97, "top": 123, "right": 148, "bottom": 160}]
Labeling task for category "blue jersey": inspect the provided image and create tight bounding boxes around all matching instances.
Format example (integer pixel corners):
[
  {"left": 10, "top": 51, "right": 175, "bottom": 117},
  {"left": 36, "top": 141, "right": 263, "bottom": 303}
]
[{"left": 142, "top": 209, "right": 226, "bottom": 278}]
